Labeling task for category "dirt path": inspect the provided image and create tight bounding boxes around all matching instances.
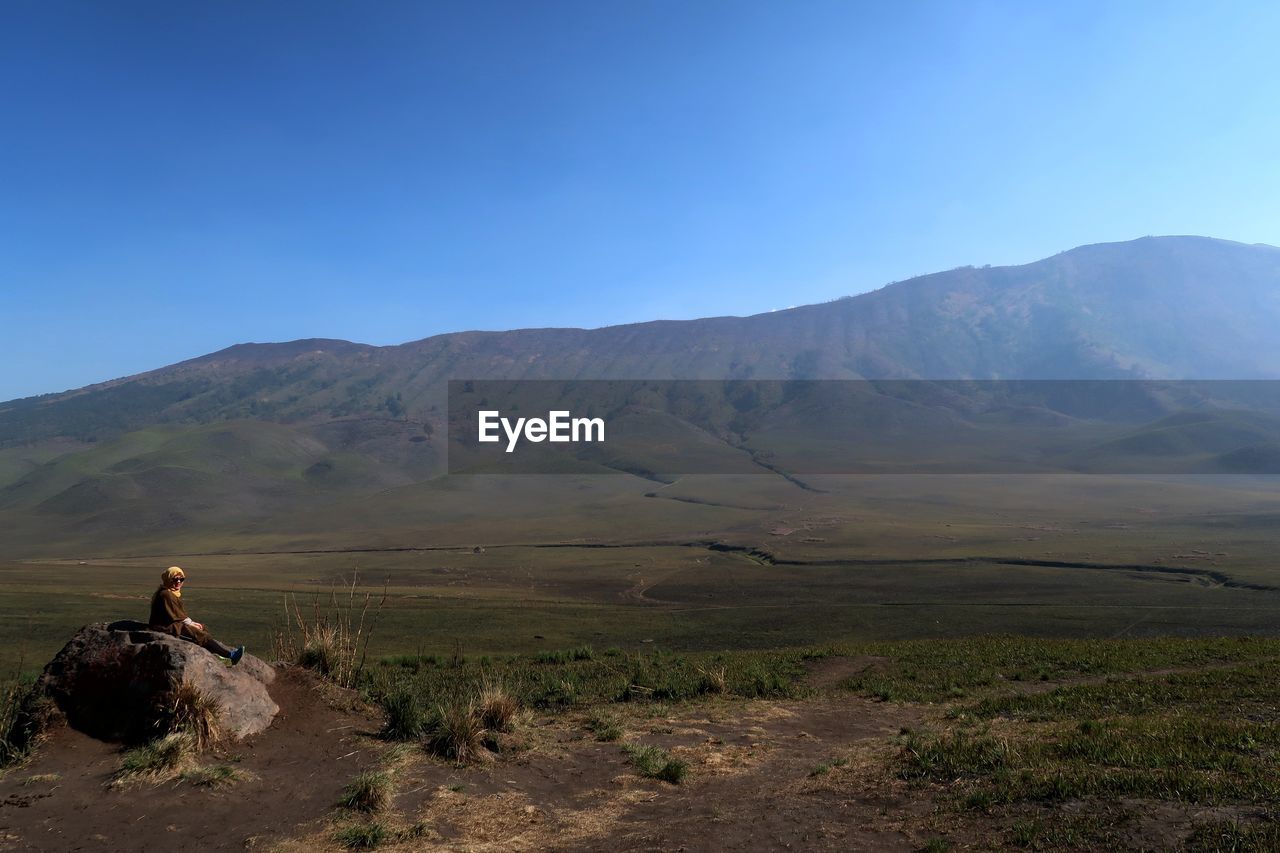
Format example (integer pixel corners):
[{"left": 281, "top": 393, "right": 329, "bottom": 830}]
[{"left": 269, "top": 662, "right": 936, "bottom": 852}]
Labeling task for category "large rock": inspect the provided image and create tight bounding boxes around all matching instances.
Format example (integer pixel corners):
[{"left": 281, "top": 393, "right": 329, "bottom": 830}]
[{"left": 35, "top": 622, "right": 279, "bottom": 742}]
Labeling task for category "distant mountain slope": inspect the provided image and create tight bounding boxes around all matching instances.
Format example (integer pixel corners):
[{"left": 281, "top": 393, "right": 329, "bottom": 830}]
[
  {"left": 5, "top": 235, "right": 1280, "bottom": 556},
  {"left": 3, "top": 236, "right": 1280, "bottom": 448}
]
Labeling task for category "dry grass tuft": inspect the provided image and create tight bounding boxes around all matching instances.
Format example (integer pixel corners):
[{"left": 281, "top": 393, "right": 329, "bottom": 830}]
[
  {"left": 272, "top": 573, "right": 387, "bottom": 689},
  {"left": 180, "top": 764, "right": 248, "bottom": 787},
  {"left": 170, "top": 681, "right": 222, "bottom": 750},
  {"left": 20, "top": 773, "right": 60, "bottom": 785},
  {"left": 476, "top": 678, "right": 520, "bottom": 733},
  {"left": 697, "top": 665, "right": 728, "bottom": 695},
  {"left": 425, "top": 700, "right": 489, "bottom": 765}
]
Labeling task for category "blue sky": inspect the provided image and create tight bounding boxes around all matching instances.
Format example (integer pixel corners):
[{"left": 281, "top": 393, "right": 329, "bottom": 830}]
[{"left": 3, "top": 1, "right": 1280, "bottom": 401}]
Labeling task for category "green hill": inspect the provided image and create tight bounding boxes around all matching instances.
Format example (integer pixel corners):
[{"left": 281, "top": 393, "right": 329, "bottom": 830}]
[{"left": 5, "top": 236, "right": 1280, "bottom": 556}]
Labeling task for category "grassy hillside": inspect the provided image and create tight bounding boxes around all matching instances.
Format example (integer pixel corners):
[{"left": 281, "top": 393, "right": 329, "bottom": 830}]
[{"left": 5, "top": 237, "right": 1280, "bottom": 448}]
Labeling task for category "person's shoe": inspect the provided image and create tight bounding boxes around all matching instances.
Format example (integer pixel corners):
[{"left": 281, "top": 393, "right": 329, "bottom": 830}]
[{"left": 229, "top": 645, "right": 245, "bottom": 665}]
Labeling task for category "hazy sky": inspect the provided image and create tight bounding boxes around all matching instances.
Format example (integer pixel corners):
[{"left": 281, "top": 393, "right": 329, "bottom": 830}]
[{"left": 3, "top": 1, "right": 1280, "bottom": 401}]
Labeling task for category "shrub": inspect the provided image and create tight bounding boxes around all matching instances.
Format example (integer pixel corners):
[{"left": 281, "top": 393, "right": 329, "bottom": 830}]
[{"left": 299, "top": 624, "right": 343, "bottom": 676}]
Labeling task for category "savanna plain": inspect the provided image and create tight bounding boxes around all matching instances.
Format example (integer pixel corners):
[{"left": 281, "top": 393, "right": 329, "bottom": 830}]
[{"left": 3, "top": 472, "right": 1280, "bottom": 851}]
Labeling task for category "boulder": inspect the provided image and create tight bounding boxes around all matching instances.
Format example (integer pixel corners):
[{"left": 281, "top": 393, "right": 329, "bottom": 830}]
[{"left": 35, "top": 621, "right": 279, "bottom": 742}]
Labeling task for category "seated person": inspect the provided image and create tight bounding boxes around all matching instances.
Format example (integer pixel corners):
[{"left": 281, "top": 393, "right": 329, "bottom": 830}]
[{"left": 149, "top": 566, "right": 244, "bottom": 665}]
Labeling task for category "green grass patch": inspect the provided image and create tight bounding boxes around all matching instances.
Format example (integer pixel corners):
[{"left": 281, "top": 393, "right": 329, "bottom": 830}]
[
  {"left": 585, "top": 711, "right": 623, "bottom": 742},
  {"left": 360, "top": 646, "right": 811, "bottom": 719},
  {"left": 1185, "top": 818, "right": 1280, "bottom": 852},
  {"left": 903, "top": 719, "right": 1280, "bottom": 806},
  {"left": 809, "top": 757, "right": 849, "bottom": 777},
  {"left": 845, "top": 636, "right": 1280, "bottom": 703},
  {"left": 340, "top": 770, "right": 393, "bottom": 813},
  {"left": 900, "top": 729, "right": 1013, "bottom": 783},
  {"left": 535, "top": 645, "right": 595, "bottom": 664},
  {"left": 335, "top": 820, "right": 388, "bottom": 849},
  {"left": 903, "top": 660, "right": 1280, "bottom": 807},
  {"left": 906, "top": 658, "right": 1280, "bottom": 806},
  {"left": 622, "top": 743, "right": 688, "bottom": 784},
  {"left": 886, "top": 640, "right": 1280, "bottom": 848},
  {"left": 378, "top": 687, "right": 426, "bottom": 741},
  {"left": 115, "top": 732, "right": 194, "bottom": 782},
  {"left": 968, "top": 657, "right": 1280, "bottom": 722}
]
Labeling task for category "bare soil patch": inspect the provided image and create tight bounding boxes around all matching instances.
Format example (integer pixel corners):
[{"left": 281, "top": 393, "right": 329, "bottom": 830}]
[
  {"left": 803, "top": 655, "right": 890, "bottom": 691},
  {"left": 0, "top": 667, "right": 379, "bottom": 852},
  {"left": 273, "top": 695, "right": 935, "bottom": 852}
]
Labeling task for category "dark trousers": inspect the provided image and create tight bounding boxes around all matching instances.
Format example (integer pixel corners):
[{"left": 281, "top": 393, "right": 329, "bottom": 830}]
[{"left": 155, "top": 623, "right": 234, "bottom": 658}]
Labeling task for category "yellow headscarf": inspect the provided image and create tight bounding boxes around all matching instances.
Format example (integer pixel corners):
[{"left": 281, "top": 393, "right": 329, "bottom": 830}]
[{"left": 161, "top": 566, "right": 186, "bottom": 596}]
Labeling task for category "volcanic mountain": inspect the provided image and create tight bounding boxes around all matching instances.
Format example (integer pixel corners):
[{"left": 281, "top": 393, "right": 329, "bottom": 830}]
[{"left": 3, "top": 235, "right": 1280, "bottom": 555}]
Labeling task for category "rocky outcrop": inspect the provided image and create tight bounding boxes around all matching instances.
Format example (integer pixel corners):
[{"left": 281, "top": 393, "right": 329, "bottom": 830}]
[{"left": 35, "top": 622, "right": 279, "bottom": 742}]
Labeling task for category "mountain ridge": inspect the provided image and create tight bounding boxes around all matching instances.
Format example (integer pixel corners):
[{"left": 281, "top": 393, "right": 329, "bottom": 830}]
[
  {"left": 4, "top": 235, "right": 1280, "bottom": 448},
  {"left": 5, "top": 234, "right": 1280, "bottom": 555},
  {"left": 10, "top": 234, "right": 1276, "bottom": 407}
]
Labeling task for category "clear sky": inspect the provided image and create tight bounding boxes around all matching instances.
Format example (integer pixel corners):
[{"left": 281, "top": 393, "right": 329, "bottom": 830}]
[{"left": 3, "top": 0, "right": 1280, "bottom": 401}]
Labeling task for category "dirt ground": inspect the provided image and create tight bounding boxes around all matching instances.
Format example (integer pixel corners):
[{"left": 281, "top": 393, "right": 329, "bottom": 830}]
[
  {"left": 0, "top": 656, "right": 953, "bottom": 852},
  {"left": 0, "top": 668, "right": 380, "bottom": 852},
  {"left": 3, "top": 656, "right": 1243, "bottom": 852},
  {"left": 361, "top": 695, "right": 934, "bottom": 851}
]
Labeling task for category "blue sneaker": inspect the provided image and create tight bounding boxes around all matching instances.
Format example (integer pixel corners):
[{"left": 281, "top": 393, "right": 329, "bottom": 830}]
[{"left": 229, "top": 645, "right": 245, "bottom": 665}]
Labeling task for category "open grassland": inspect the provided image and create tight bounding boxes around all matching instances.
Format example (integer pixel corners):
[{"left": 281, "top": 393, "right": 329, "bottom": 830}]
[
  {"left": 3, "top": 472, "right": 1279, "bottom": 676},
  {"left": 2, "top": 549, "right": 1278, "bottom": 679},
  {"left": 347, "top": 635, "right": 1280, "bottom": 849},
  {"left": 877, "top": 638, "right": 1280, "bottom": 849}
]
